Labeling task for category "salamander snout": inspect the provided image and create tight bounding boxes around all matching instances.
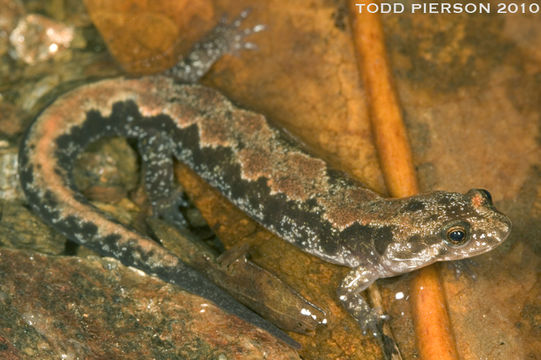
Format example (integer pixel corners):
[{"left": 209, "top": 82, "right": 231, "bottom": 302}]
[
  {"left": 494, "top": 210, "right": 512, "bottom": 242},
  {"left": 459, "top": 188, "right": 512, "bottom": 255}
]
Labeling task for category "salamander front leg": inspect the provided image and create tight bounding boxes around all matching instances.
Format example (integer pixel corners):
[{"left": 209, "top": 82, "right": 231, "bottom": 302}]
[
  {"left": 165, "top": 9, "right": 265, "bottom": 83},
  {"left": 337, "top": 266, "right": 387, "bottom": 336},
  {"left": 138, "top": 130, "right": 187, "bottom": 228}
]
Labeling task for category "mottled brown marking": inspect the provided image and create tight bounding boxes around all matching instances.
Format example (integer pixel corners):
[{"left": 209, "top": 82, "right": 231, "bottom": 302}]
[
  {"left": 321, "top": 201, "right": 365, "bottom": 230},
  {"left": 198, "top": 114, "right": 231, "bottom": 148},
  {"left": 319, "top": 188, "right": 379, "bottom": 229},
  {"left": 287, "top": 153, "right": 326, "bottom": 181},
  {"left": 268, "top": 153, "right": 327, "bottom": 201},
  {"left": 268, "top": 177, "right": 307, "bottom": 200},
  {"left": 238, "top": 148, "right": 273, "bottom": 181},
  {"left": 236, "top": 111, "right": 267, "bottom": 138},
  {"left": 348, "top": 187, "right": 379, "bottom": 204},
  {"left": 191, "top": 104, "right": 332, "bottom": 202}
]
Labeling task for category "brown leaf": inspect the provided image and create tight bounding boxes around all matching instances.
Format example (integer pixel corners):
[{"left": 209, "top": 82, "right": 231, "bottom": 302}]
[{"left": 84, "top": 0, "right": 215, "bottom": 73}]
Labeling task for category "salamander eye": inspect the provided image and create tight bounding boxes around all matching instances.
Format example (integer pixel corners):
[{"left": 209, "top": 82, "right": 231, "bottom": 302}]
[
  {"left": 446, "top": 227, "right": 466, "bottom": 245},
  {"left": 442, "top": 221, "right": 470, "bottom": 247}
]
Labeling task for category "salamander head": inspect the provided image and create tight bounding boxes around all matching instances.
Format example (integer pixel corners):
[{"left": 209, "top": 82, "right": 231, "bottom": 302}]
[{"left": 380, "top": 189, "right": 511, "bottom": 275}]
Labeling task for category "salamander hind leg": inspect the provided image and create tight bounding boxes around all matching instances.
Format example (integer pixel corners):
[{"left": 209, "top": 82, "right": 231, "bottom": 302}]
[
  {"left": 337, "top": 266, "right": 387, "bottom": 337},
  {"left": 138, "top": 130, "right": 188, "bottom": 228},
  {"left": 165, "top": 9, "right": 265, "bottom": 83}
]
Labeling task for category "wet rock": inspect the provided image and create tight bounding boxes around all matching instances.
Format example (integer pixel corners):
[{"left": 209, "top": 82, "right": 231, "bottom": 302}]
[
  {"left": 73, "top": 137, "right": 139, "bottom": 202},
  {"left": 0, "top": 201, "right": 66, "bottom": 255},
  {"left": 0, "top": 146, "right": 23, "bottom": 201},
  {"left": 0, "top": 0, "right": 24, "bottom": 57},
  {"left": 9, "top": 14, "right": 74, "bottom": 64},
  {"left": 185, "top": 206, "right": 208, "bottom": 228},
  {"left": 0, "top": 247, "right": 299, "bottom": 359},
  {"left": 0, "top": 101, "right": 26, "bottom": 138}
]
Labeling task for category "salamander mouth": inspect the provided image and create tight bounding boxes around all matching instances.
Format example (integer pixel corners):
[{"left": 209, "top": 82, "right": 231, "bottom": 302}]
[{"left": 389, "top": 247, "right": 442, "bottom": 264}]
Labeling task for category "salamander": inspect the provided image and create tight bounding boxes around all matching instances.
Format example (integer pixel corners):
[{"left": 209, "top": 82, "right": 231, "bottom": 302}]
[{"left": 18, "top": 11, "right": 511, "bottom": 344}]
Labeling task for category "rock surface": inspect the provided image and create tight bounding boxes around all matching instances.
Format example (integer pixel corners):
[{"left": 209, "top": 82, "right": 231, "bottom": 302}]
[{"left": 0, "top": 248, "right": 299, "bottom": 359}]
